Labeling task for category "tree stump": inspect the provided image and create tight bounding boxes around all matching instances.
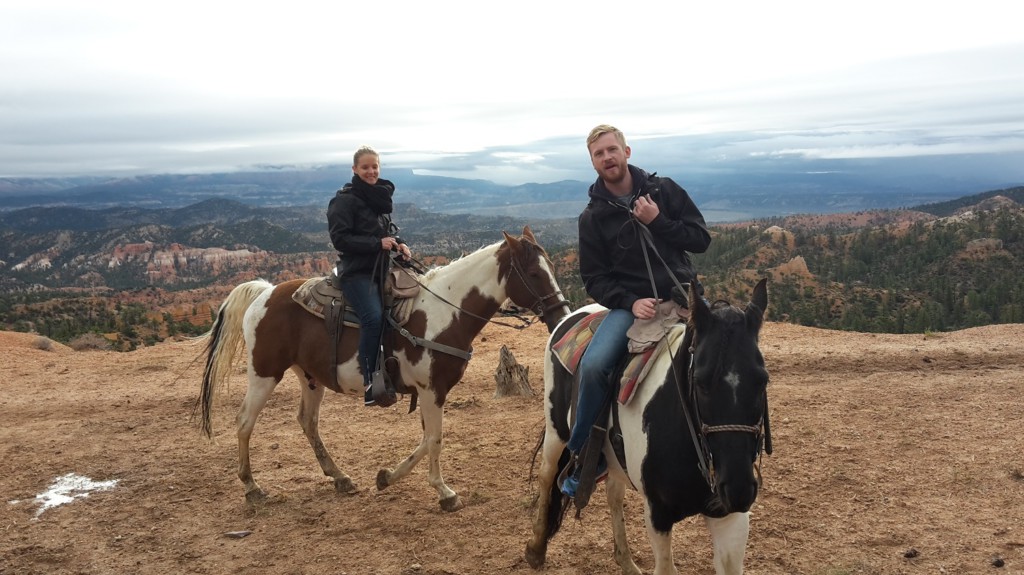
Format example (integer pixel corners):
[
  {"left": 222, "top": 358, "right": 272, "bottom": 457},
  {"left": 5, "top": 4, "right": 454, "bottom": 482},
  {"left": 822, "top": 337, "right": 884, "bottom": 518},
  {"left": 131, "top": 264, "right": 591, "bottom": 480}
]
[{"left": 494, "top": 345, "right": 533, "bottom": 397}]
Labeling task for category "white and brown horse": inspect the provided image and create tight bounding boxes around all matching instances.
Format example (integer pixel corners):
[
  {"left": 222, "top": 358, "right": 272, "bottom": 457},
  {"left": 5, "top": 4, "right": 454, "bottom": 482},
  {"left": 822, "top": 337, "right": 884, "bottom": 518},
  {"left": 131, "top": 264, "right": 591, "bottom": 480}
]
[{"left": 196, "top": 226, "right": 569, "bottom": 511}]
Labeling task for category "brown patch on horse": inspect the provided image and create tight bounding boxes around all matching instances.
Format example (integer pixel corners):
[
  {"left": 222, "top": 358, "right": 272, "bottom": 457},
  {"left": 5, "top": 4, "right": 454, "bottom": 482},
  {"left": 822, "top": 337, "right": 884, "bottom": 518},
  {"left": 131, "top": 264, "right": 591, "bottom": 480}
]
[
  {"left": 427, "top": 287, "right": 502, "bottom": 407},
  {"left": 251, "top": 279, "right": 357, "bottom": 394}
]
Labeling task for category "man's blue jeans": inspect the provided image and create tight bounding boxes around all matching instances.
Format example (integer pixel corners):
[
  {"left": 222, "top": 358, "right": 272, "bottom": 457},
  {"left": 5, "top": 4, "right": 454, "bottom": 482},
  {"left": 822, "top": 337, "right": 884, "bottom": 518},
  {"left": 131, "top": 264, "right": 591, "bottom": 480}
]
[
  {"left": 339, "top": 274, "right": 383, "bottom": 388},
  {"left": 566, "top": 308, "right": 635, "bottom": 454}
]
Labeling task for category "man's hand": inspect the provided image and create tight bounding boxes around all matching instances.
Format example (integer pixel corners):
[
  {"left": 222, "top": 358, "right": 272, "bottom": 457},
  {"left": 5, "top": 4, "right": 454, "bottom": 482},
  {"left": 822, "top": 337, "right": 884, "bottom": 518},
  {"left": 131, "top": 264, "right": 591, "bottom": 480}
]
[
  {"left": 396, "top": 243, "right": 411, "bottom": 261},
  {"left": 631, "top": 297, "right": 660, "bottom": 320},
  {"left": 632, "top": 195, "right": 660, "bottom": 224}
]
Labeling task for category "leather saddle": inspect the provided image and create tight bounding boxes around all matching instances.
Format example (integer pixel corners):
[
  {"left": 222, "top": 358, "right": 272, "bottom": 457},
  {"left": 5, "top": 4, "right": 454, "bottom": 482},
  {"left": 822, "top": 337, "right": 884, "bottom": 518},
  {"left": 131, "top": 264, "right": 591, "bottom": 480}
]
[
  {"left": 292, "top": 268, "right": 421, "bottom": 325},
  {"left": 291, "top": 268, "right": 422, "bottom": 393}
]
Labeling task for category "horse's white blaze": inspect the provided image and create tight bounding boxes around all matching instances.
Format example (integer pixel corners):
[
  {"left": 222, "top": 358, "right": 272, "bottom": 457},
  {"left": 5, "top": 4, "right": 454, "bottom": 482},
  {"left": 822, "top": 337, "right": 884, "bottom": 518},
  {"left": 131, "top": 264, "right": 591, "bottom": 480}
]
[
  {"left": 537, "top": 257, "right": 558, "bottom": 292},
  {"left": 724, "top": 370, "right": 741, "bottom": 404}
]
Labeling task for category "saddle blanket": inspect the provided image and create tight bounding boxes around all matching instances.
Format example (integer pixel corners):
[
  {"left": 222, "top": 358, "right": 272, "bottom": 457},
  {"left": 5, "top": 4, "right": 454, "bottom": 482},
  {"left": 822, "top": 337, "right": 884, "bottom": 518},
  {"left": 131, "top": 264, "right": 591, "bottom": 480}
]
[
  {"left": 551, "top": 308, "right": 688, "bottom": 406},
  {"left": 618, "top": 324, "right": 686, "bottom": 405},
  {"left": 550, "top": 310, "right": 607, "bottom": 374}
]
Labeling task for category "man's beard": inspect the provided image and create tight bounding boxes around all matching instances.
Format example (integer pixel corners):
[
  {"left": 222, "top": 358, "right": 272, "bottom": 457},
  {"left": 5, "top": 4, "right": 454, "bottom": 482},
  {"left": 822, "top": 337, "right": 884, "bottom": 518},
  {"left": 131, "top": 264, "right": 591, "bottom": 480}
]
[{"left": 600, "top": 162, "right": 627, "bottom": 184}]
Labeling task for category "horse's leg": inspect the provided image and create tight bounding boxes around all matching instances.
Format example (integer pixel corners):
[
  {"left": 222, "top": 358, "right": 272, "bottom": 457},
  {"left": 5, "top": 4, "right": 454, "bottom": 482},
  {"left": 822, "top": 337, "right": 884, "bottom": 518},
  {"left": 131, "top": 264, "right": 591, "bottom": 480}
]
[
  {"left": 607, "top": 476, "right": 641, "bottom": 575},
  {"left": 704, "top": 512, "right": 749, "bottom": 575},
  {"left": 293, "top": 367, "right": 358, "bottom": 495},
  {"left": 236, "top": 373, "right": 278, "bottom": 503},
  {"left": 376, "top": 398, "right": 462, "bottom": 511},
  {"left": 525, "top": 426, "right": 568, "bottom": 568},
  {"left": 644, "top": 500, "right": 680, "bottom": 575}
]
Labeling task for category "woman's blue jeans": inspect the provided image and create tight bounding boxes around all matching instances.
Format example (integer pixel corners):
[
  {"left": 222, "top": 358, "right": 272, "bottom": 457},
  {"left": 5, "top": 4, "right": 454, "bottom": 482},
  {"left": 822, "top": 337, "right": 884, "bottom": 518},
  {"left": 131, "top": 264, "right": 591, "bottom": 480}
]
[
  {"left": 339, "top": 275, "right": 383, "bottom": 388},
  {"left": 567, "top": 308, "right": 635, "bottom": 454}
]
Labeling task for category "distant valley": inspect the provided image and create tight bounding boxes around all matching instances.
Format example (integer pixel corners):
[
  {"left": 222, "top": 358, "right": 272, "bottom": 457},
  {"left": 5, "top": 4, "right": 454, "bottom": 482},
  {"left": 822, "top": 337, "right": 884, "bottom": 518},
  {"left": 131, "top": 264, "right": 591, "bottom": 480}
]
[
  {"left": 1, "top": 174, "right": 1022, "bottom": 349},
  {"left": 0, "top": 163, "right": 1001, "bottom": 222}
]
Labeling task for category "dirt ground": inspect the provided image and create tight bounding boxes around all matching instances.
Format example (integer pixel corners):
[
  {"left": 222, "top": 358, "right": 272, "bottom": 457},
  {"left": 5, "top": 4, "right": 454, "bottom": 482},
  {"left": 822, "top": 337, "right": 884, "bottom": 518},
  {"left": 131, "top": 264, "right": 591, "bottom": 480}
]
[{"left": 2, "top": 318, "right": 1023, "bottom": 575}]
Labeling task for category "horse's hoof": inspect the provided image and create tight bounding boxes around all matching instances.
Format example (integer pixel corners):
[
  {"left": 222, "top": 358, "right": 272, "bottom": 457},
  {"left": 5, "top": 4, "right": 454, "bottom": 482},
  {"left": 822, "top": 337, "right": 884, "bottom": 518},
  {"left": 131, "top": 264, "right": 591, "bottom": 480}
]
[
  {"left": 439, "top": 494, "right": 463, "bottom": 512},
  {"left": 334, "top": 477, "right": 358, "bottom": 495},
  {"left": 244, "top": 489, "right": 268, "bottom": 504},
  {"left": 376, "top": 469, "right": 391, "bottom": 491},
  {"left": 524, "top": 544, "right": 547, "bottom": 569}
]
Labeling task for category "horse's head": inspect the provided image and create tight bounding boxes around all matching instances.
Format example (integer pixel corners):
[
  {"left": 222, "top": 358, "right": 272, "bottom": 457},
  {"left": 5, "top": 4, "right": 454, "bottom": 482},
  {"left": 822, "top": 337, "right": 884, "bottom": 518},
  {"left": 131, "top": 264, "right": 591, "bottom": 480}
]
[
  {"left": 684, "top": 278, "right": 769, "bottom": 513},
  {"left": 499, "top": 226, "right": 571, "bottom": 333}
]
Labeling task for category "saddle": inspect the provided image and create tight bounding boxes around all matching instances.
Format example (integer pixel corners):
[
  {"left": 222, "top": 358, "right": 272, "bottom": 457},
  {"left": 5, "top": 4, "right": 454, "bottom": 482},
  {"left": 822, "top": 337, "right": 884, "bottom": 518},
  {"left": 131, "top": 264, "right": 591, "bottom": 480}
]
[
  {"left": 293, "top": 268, "right": 420, "bottom": 323},
  {"left": 551, "top": 300, "right": 688, "bottom": 405},
  {"left": 291, "top": 268, "right": 422, "bottom": 393}
]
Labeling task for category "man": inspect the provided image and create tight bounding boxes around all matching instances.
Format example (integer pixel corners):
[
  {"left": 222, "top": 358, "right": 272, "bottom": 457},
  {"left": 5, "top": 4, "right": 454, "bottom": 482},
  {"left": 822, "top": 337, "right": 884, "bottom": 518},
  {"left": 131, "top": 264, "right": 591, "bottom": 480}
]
[{"left": 562, "top": 125, "right": 712, "bottom": 497}]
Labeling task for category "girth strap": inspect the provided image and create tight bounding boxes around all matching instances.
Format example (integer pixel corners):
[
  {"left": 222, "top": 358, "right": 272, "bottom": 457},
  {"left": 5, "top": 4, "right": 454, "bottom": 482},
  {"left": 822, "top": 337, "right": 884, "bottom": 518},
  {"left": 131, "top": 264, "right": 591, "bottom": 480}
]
[
  {"left": 386, "top": 316, "right": 473, "bottom": 361},
  {"left": 326, "top": 298, "right": 346, "bottom": 391}
]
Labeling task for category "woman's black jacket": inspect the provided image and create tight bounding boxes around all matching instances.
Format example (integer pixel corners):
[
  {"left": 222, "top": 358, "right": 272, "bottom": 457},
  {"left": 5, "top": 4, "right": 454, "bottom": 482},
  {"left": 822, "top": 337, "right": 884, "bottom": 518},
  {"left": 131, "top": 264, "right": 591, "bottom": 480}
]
[{"left": 327, "top": 187, "right": 402, "bottom": 280}]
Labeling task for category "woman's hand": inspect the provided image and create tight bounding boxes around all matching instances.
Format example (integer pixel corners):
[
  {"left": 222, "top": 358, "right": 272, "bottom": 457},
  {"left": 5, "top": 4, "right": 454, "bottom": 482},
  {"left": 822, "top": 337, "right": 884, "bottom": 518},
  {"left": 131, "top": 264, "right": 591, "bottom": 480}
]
[{"left": 382, "top": 237, "right": 411, "bottom": 260}]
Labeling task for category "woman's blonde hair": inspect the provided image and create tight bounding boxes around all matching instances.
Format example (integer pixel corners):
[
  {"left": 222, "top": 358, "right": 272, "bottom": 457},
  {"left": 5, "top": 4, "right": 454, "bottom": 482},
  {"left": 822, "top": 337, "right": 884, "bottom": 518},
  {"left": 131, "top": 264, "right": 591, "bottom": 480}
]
[{"left": 353, "top": 145, "right": 379, "bottom": 167}]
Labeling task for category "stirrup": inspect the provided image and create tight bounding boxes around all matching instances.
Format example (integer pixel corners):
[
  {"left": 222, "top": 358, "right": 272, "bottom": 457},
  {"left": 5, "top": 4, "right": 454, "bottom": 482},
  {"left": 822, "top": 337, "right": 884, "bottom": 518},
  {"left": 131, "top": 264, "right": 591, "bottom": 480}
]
[
  {"left": 369, "top": 369, "right": 397, "bottom": 408},
  {"left": 556, "top": 452, "right": 578, "bottom": 496}
]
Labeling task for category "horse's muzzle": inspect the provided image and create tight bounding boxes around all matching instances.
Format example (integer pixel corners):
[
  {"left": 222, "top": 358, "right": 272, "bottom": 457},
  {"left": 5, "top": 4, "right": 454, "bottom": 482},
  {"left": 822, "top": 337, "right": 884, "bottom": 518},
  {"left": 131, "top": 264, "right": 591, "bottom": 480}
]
[{"left": 716, "top": 470, "right": 759, "bottom": 513}]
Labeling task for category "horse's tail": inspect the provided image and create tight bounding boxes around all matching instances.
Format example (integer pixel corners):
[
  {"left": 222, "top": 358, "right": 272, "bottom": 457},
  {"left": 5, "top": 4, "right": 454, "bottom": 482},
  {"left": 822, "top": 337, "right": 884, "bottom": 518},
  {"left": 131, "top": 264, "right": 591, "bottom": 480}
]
[
  {"left": 529, "top": 427, "right": 574, "bottom": 540},
  {"left": 549, "top": 447, "right": 574, "bottom": 538},
  {"left": 194, "top": 279, "right": 274, "bottom": 438}
]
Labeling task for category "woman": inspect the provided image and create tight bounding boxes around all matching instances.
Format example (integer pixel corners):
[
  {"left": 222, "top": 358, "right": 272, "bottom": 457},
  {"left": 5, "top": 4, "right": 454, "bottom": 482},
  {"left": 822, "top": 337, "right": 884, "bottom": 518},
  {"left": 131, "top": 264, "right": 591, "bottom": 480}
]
[{"left": 327, "top": 146, "right": 411, "bottom": 406}]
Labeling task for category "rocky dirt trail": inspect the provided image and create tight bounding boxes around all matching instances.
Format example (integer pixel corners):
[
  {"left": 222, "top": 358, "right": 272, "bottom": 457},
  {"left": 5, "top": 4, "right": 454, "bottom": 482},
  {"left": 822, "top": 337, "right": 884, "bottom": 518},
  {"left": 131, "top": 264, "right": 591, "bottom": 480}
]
[{"left": 2, "top": 320, "right": 1023, "bottom": 574}]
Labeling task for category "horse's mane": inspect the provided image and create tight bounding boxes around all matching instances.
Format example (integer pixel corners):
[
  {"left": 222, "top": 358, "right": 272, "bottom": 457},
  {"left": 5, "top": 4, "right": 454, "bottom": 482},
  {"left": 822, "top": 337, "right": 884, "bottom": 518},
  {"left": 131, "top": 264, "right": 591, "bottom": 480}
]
[{"left": 420, "top": 240, "right": 503, "bottom": 281}]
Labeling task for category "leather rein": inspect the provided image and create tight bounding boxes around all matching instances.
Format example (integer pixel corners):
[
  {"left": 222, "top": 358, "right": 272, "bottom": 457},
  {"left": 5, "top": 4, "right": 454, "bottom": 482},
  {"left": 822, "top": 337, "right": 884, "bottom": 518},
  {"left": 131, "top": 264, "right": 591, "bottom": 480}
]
[
  {"left": 632, "top": 217, "right": 771, "bottom": 492},
  {"left": 387, "top": 251, "right": 570, "bottom": 361}
]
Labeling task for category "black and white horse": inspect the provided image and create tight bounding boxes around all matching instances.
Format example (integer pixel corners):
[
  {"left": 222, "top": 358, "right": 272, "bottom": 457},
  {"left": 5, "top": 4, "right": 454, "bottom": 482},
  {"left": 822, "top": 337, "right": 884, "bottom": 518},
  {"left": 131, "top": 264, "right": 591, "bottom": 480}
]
[{"left": 526, "top": 279, "right": 770, "bottom": 575}]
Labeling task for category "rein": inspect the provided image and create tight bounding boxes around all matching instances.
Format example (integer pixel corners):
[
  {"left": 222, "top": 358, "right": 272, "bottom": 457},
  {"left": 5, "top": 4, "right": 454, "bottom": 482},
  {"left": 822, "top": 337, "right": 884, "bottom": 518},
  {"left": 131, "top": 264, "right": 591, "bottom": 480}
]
[
  {"left": 394, "top": 250, "right": 568, "bottom": 330},
  {"left": 507, "top": 254, "right": 573, "bottom": 321},
  {"left": 385, "top": 245, "right": 570, "bottom": 361},
  {"left": 665, "top": 317, "right": 767, "bottom": 493},
  {"left": 632, "top": 218, "right": 769, "bottom": 492}
]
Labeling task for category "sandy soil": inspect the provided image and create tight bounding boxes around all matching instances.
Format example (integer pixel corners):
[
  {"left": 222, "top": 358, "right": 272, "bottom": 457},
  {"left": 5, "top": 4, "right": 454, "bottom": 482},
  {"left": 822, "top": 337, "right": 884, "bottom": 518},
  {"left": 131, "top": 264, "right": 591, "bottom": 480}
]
[{"left": 2, "top": 319, "right": 1023, "bottom": 575}]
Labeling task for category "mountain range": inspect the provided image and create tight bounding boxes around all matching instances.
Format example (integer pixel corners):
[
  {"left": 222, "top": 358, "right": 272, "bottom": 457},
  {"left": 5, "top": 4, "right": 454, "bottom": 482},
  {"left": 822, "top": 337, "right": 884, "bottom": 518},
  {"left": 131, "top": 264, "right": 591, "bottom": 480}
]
[
  {"left": 4, "top": 160, "right": 1016, "bottom": 222},
  {"left": 1, "top": 176, "right": 1022, "bottom": 347}
]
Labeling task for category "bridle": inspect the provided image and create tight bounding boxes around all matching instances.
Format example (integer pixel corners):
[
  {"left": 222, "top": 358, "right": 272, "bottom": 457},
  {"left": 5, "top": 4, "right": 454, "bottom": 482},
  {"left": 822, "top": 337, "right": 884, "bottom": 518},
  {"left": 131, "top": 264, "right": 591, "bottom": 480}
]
[
  {"left": 669, "top": 301, "right": 771, "bottom": 494},
  {"left": 391, "top": 245, "right": 570, "bottom": 330},
  {"left": 628, "top": 211, "right": 770, "bottom": 492},
  {"left": 507, "top": 253, "right": 572, "bottom": 324}
]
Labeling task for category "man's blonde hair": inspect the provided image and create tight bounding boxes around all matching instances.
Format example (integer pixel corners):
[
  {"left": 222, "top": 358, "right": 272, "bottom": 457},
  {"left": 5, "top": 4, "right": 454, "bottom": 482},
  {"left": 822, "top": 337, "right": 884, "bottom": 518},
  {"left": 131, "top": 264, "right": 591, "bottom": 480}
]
[
  {"left": 586, "top": 125, "right": 626, "bottom": 150},
  {"left": 353, "top": 145, "right": 379, "bottom": 167}
]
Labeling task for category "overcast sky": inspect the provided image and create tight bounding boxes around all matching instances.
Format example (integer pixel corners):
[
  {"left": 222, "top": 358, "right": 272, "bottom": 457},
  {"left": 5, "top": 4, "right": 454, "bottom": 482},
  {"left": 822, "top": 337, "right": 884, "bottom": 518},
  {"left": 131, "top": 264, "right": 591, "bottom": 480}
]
[{"left": 2, "top": 0, "right": 1023, "bottom": 186}]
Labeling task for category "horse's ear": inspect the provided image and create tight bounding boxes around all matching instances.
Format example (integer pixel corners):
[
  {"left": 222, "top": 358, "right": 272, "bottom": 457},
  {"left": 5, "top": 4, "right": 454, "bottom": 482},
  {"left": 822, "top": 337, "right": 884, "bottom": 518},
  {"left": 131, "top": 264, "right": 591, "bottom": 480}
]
[
  {"left": 671, "top": 283, "right": 689, "bottom": 308},
  {"left": 689, "top": 282, "right": 711, "bottom": 325},
  {"left": 748, "top": 278, "right": 768, "bottom": 319},
  {"left": 522, "top": 225, "right": 536, "bottom": 243},
  {"left": 503, "top": 231, "right": 521, "bottom": 252}
]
